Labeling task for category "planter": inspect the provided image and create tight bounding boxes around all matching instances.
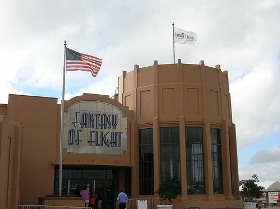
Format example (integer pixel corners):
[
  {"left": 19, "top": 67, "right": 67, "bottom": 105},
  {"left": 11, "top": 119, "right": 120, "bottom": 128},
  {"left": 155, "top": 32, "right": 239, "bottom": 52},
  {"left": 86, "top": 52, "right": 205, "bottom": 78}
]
[{"left": 157, "top": 205, "right": 173, "bottom": 209}]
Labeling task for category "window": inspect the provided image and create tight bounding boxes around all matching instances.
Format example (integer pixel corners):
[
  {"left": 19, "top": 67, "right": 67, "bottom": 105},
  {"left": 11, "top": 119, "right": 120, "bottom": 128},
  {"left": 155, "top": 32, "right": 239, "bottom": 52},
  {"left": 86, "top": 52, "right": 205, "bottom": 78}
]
[
  {"left": 160, "top": 127, "right": 180, "bottom": 181},
  {"left": 54, "top": 167, "right": 113, "bottom": 196},
  {"left": 211, "top": 128, "right": 223, "bottom": 194},
  {"left": 139, "top": 128, "right": 154, "bottom": 195},
  {"left": 186, "top": 127, "right": 205, "bottom": 194}
]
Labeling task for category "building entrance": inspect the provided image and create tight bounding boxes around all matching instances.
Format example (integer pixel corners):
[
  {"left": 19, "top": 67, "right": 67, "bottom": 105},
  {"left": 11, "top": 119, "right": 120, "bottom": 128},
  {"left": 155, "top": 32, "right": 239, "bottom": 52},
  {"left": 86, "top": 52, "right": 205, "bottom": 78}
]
[
  {"left": 94, "top": 179, "right": 115, "bottom": 209},
  {"left": 54, "top": 166, "right": 119, "bottom": 209}
]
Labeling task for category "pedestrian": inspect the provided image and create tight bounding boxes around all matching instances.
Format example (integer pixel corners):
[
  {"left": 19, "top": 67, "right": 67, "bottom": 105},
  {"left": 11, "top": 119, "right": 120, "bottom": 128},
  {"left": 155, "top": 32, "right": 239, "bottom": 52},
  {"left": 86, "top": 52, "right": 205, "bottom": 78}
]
[
  {"left": 89, "top": 193, "right": 97, "bottom": 209},
  {"left": 80, "top": 184, "right": 90, "bottom": 207},
  {"left": 116, "top": 188, "right": 128, "bottom": 209},
  {"left": 96, "top": 189, "right": 103, "bottom": 209}
]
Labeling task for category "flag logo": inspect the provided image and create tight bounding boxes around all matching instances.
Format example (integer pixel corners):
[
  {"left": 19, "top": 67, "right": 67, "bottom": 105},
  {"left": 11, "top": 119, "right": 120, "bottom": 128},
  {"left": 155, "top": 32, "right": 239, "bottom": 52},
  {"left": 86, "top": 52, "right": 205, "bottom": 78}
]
[
  {"left": 66, "top": 47, "right": 102, "bottom": 77},
  {"left": 174, "top": 27, "right": 197, "bottom": 44}
]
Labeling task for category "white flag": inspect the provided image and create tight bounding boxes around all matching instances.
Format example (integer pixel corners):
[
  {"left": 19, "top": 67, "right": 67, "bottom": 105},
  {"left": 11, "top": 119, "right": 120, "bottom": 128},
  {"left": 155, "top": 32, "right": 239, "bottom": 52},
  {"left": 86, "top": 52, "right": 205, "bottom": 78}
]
[{"left": 174, "top": 27, "right": 197, "bottom": 44}]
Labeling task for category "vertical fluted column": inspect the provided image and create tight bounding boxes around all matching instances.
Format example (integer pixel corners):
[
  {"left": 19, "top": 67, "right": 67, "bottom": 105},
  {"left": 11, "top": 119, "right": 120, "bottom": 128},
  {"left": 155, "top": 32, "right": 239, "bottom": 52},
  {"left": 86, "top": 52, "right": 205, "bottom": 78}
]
[
  {"left": 131, "top": 66, "right": 139, "bottom": 197},
  {"left": 229, "top": 124, "right": 240, "bottom": 199},
  {"left": 7, "top": 121, "right": 23, "bottom": 209},
  {"left": 153, "top": 60, "right": 159, "bottom": 119},
  {"left": 153, "top": 117, "right": 160, "bottom": 195},
  {"left": 203, "top": 117, "right": 214, "bottom": 199},
  {"left": 200, "top": 61, "right": 209, "bottom": 119},
  {"left": 133, "top": 65, "right": 139, "bottom": 114},
  {"left": 131, "top": 119, "right": 138, "bottom": 197},
  {"left": 118, "top": 71, "right": 127, "bottom": 104},
  {"left": 0, "top": 116, "right": 10, "bottom": 209},
  {"left": 221, "top": 119, "right": 232, "bottom": 199},
  {"left": 177, "top": 59, "right": 184, "bottom": 117},
  {"left": 179, "top": 116, "right": 188, "bottom": 199}
]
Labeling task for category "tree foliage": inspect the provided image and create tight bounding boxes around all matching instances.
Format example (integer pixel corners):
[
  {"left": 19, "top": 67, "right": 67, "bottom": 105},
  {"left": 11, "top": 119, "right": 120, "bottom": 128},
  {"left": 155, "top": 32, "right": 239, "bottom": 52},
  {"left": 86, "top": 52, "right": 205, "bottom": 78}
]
[
  {"left": 155, "top": 178, "right": 180, "bottom": 204},
  {"left": 240, "top": 174, "right": 264, "bottom": 201}
]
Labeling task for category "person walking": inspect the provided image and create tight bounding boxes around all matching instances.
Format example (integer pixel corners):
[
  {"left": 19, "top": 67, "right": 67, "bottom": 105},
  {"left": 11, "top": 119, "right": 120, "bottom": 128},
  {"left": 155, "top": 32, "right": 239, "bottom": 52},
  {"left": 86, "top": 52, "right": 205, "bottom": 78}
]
[
  {"left": 116, "top": 188, "right": 128, "bottom": 209},
  {"left": 96, "top": 188, "right": 103, "bottom": 209},
  {"left": 89, "top": 193, "right": 97, "bottom": 209},
  {"left": 80, "top": 184, "right": 90, "bottom": 207}
]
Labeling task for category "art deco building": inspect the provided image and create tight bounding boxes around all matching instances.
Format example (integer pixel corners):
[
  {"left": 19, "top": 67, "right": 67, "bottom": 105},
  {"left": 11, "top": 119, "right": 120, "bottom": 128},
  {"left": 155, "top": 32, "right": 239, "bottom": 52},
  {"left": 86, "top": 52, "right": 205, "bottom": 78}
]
[
  {"left": 117, "top": 59, "right": 241, "bottom": 208},
  {"left": 0, "top": 60, "right": 242, "bottom": 209}
]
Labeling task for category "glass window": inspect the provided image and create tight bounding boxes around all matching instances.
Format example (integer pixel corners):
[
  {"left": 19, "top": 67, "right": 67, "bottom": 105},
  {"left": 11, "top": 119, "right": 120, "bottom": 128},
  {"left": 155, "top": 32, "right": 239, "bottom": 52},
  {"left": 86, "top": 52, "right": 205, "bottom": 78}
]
[
  {"left": 54, "top": 167, "right": 113, "bottom": 196},
  {"left": 159, "top": 127, "right": 181, "bottom": 194},
  {"left": 186, "top": 127, "right": 205, "bottom": 194},
  {"left": 139, "top": 128, "right": 154, "bottom": 195},
  {"left": 160, "top": 127, "right": 180, "bottom": 180},
  {"left": 211, "top": 128, "right": 224, "bottom": 194}
]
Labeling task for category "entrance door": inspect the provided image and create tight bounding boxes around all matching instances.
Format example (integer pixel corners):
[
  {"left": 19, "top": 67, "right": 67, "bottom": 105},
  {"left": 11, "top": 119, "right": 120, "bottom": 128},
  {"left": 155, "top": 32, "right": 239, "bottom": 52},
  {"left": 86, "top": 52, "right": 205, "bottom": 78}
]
[
  {"left": 95, "top": 180, "right": 115, "bottom": 209},
  {"left": 54, "top": 166, "right": 119, "bottom": 209}
]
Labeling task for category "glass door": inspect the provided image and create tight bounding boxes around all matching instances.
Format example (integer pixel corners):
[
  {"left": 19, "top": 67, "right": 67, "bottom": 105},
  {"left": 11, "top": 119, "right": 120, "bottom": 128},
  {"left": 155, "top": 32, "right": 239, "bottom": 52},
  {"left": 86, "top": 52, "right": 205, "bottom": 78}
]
[{"left": 95, "top": 180, "right": 115, "bottom": 209}]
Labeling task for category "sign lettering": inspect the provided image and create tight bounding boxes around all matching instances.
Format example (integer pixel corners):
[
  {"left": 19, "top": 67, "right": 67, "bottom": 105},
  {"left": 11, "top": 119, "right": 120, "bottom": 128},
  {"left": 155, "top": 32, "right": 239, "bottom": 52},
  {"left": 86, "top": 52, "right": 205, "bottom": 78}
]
[{"left": 63, "top": 101, "right": 128, "bottom": 155}]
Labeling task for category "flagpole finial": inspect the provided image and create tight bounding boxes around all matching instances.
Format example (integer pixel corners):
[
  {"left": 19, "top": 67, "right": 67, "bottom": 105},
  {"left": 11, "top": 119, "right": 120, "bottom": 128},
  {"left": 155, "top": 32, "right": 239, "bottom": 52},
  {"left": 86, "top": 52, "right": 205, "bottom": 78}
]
[{"left": 64, "top": 40, "right": 67, "bottom": 46}]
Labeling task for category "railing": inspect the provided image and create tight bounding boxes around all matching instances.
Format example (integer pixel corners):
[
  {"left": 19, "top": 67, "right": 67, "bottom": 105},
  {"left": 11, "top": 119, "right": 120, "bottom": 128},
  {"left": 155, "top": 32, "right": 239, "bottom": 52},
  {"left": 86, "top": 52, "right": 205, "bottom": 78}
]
[{"left": 18, "top": 206, "right": 91, "bottom": 209}]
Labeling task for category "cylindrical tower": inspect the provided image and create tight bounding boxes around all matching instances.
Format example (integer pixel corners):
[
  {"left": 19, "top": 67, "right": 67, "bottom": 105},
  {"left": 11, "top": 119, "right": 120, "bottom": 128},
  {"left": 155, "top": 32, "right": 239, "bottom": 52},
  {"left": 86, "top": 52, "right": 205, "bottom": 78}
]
[{"left": 118, "top": 59, "right": 242, "bottom": 209}]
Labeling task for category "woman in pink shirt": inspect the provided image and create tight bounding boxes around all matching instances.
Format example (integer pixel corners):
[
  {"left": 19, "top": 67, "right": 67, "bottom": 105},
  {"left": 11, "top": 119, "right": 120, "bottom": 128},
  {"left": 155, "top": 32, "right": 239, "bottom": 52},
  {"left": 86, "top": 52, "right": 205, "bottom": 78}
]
[{"left": 80, "top": 184, "right": 90, "bottom": 207}]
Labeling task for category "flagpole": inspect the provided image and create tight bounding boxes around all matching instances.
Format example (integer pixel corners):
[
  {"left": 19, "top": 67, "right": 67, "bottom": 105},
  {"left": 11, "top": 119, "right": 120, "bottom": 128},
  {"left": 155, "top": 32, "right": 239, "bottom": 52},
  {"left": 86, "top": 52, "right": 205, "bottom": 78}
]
[
  {"left": 172, "top": 22, "right": 175, "bottom": 64},
  {"left": 59, "top": 40, "right": 67, "bottom": 196}
]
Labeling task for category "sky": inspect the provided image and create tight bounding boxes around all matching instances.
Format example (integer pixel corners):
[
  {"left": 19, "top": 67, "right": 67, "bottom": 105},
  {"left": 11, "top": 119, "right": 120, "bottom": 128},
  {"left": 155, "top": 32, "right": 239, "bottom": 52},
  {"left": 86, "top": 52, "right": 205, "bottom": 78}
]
[{"left": 1, "top": 0, "right": 280, "bottom": 182}]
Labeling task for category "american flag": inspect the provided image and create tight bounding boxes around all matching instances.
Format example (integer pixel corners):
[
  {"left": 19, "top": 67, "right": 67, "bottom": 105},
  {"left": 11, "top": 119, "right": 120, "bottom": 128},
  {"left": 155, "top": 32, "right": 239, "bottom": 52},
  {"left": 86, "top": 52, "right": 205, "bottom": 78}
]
[{"left": 66, "top": 47, "right": 102, "bottom": 77}]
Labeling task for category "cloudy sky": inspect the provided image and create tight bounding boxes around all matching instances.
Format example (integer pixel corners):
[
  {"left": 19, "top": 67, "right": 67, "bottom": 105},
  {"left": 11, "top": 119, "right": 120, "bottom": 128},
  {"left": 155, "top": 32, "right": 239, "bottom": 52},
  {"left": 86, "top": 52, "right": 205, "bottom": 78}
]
[{"left": 1, "top": 0, "right": 280, "bottom": 182}]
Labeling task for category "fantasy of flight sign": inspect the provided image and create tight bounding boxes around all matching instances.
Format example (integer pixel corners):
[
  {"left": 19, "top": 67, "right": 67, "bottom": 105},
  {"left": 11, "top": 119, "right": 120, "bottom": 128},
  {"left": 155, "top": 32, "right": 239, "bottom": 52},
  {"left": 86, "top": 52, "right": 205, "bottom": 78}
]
[{"left": 63, "top": 101, "right": 128, "bottom": 155}]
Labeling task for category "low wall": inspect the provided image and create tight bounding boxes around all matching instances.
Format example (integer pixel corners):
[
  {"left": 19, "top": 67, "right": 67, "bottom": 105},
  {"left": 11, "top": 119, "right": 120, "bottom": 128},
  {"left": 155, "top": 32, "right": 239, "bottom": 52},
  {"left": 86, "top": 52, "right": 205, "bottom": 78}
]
[{"left": 38, "top": 197, "right": 84, "bottom": 207}]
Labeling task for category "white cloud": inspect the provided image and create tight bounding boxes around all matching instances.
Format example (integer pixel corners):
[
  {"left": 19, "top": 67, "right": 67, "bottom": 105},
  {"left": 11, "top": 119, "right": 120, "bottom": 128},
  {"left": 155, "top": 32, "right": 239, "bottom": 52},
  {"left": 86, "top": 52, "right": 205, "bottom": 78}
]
[
  {"left": 250, "top": 144, "right": 280, "bottom": 164},
  {"left": 0, "top": 82, "right": 21, "bottom": 104},
  {"left": 239, "top": 162, "right": 280, "bottom": 181},
  {"left": 231, "top": 60, "right": 280, "bottom": 148}
]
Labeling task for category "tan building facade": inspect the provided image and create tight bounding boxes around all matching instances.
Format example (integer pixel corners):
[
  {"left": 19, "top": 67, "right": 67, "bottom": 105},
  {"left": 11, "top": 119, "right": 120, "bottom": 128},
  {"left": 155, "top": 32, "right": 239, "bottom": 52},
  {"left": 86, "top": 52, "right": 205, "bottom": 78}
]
[
  {"left": 0, "top": 115, "right": 23, "bottom": 209},
  {"left": 0, "top": 60, "right": 242, "bottom": 209}
]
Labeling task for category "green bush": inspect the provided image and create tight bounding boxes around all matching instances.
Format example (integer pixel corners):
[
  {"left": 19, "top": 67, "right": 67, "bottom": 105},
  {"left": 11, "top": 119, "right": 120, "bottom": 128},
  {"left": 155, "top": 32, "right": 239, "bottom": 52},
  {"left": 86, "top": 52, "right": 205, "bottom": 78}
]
[{"left": 155, "top": 178, "right": 180, "bottom": 204}]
